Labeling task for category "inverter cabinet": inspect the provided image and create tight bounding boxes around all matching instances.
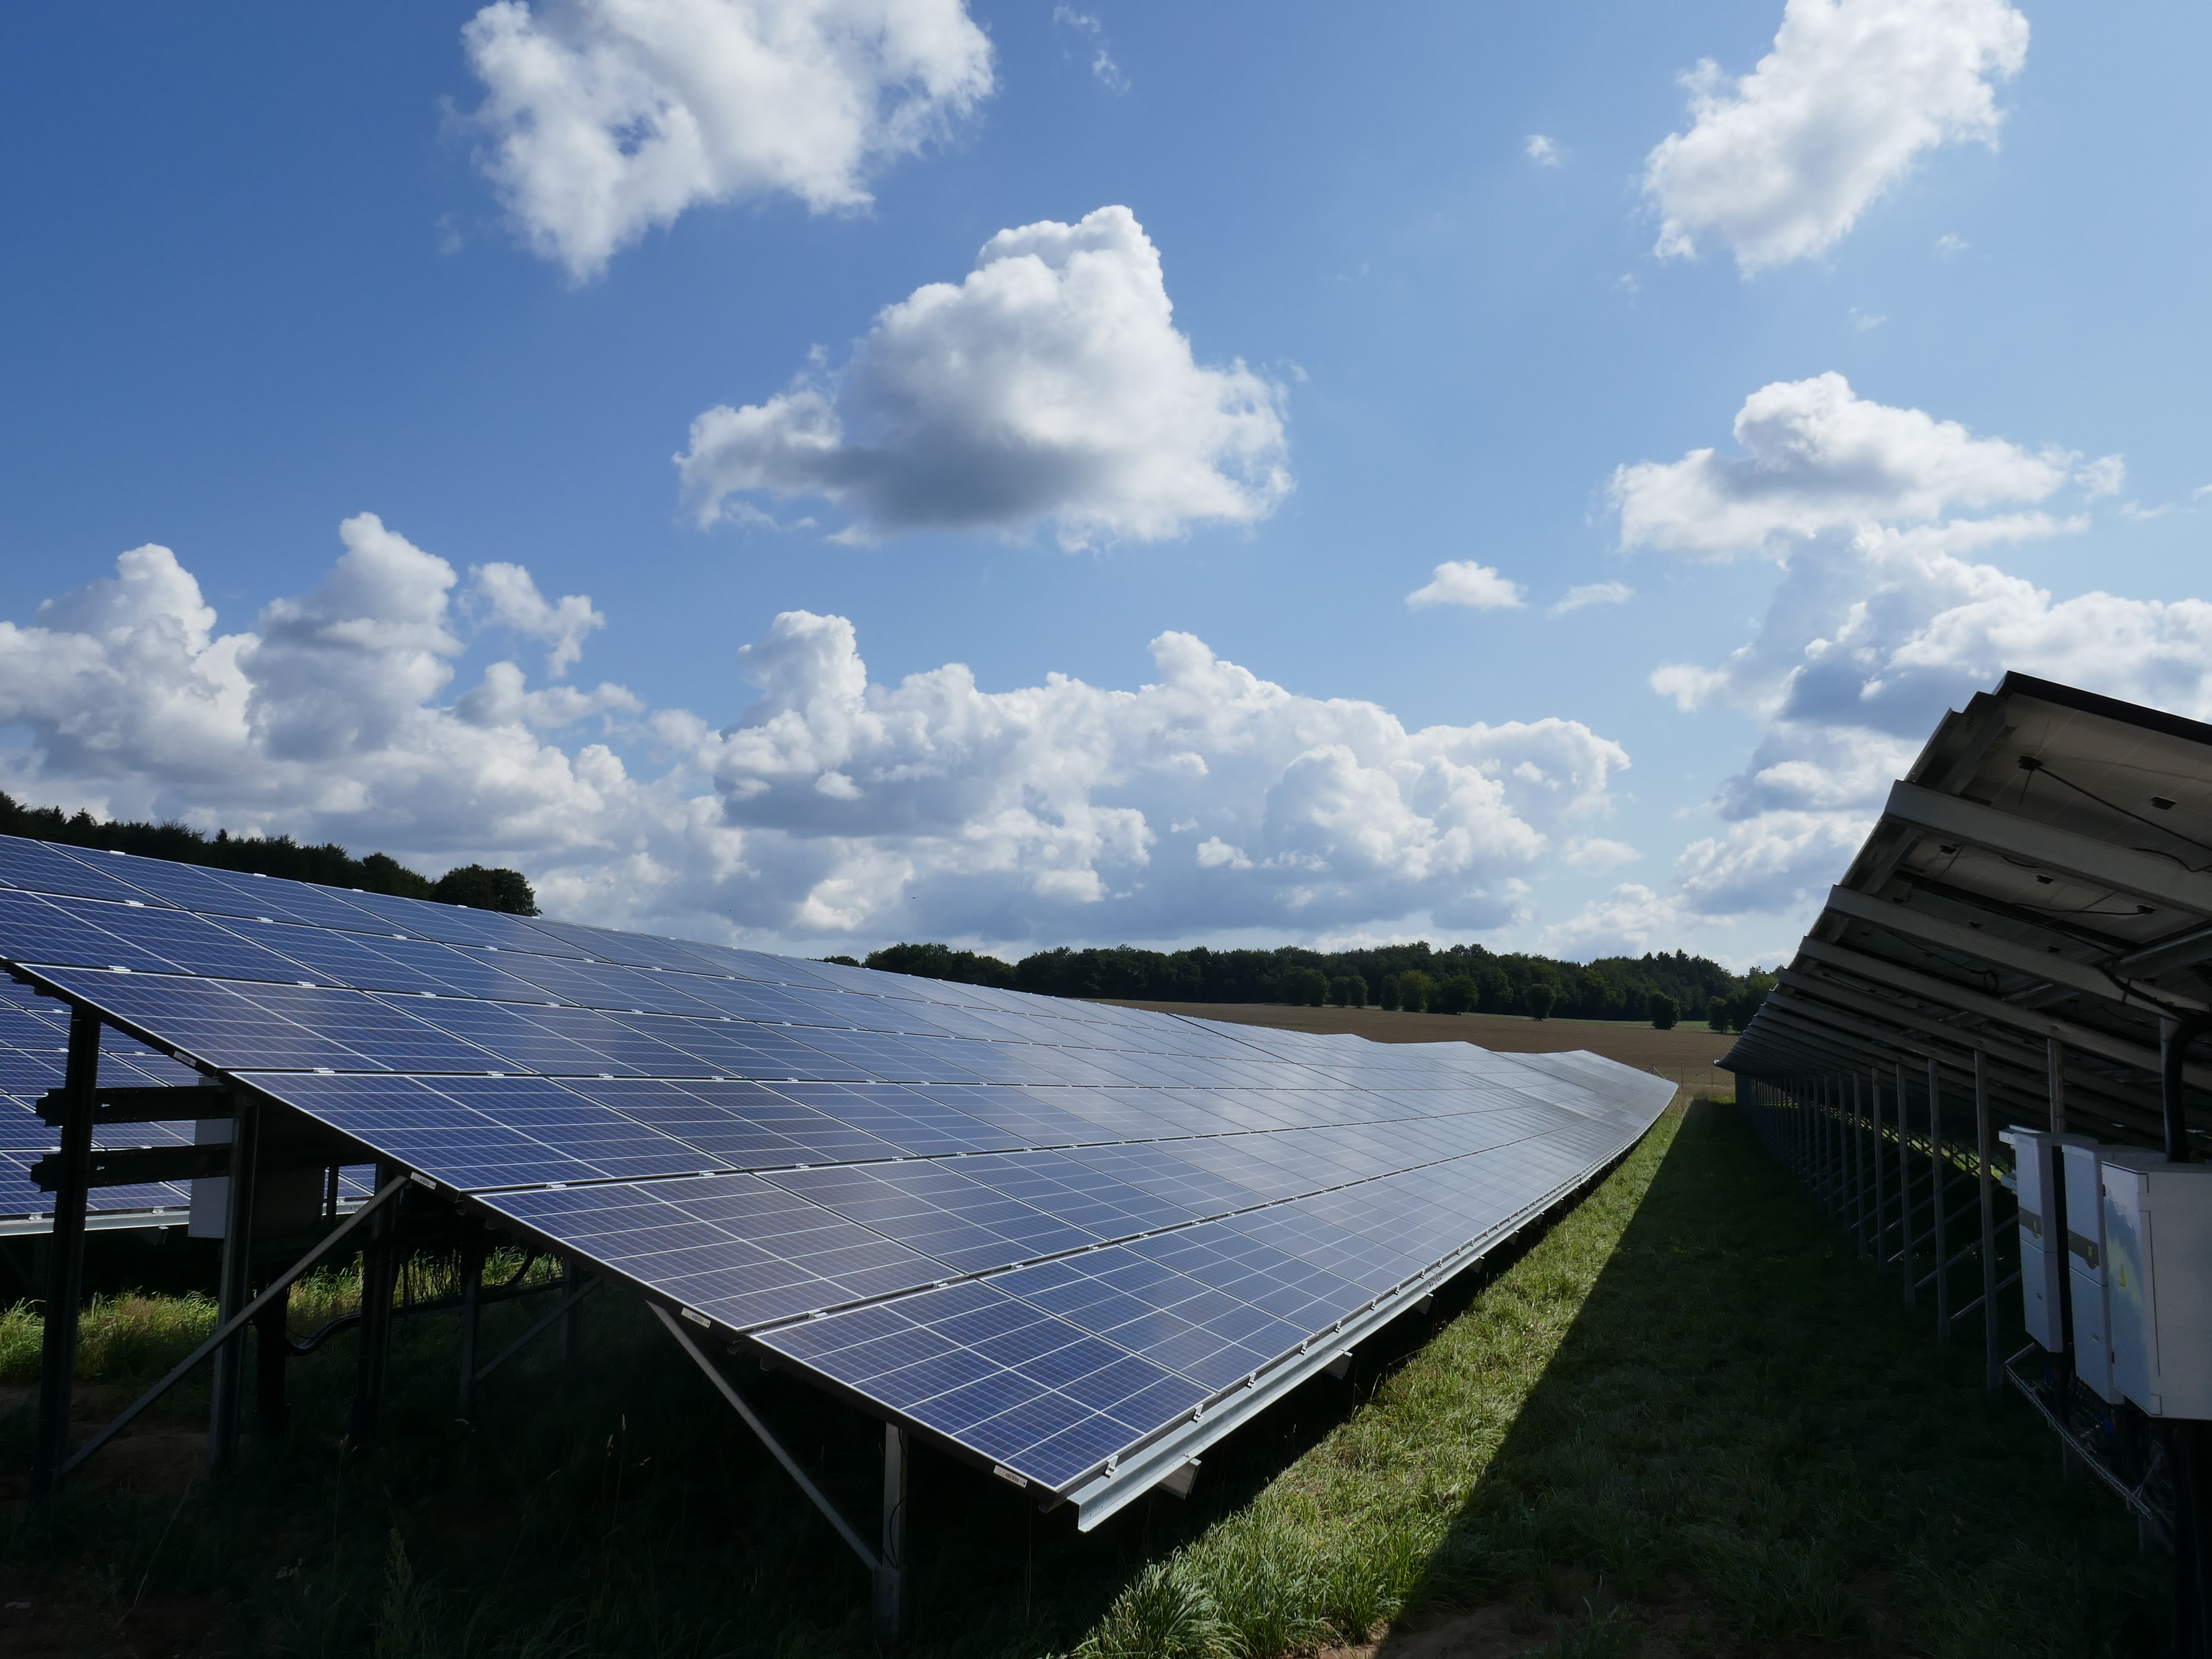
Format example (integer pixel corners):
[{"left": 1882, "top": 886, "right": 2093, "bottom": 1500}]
[
  {"left": 2101, "top": 1158, "right": 2212, "bottom": 1420},
  {"left": 2005, "top": 1129, "right": 2096, "bottom": 1352},
  {"left": 2062, "top": 1143, "right": 2163, "bottom": 1403}
]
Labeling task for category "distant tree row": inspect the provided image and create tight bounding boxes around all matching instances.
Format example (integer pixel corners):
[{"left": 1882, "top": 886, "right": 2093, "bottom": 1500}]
[
  {"left": 843, "top": 939, "right": 1779, "bottom": 1030},
  {"left": 0, "top": 793, "right": 539, "bottom": 915}
]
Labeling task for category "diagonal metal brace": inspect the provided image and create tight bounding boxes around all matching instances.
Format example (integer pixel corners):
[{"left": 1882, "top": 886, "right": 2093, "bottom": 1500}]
[
  {"left": 58, "top": 1172, "right": 413, "bottom": 1481},
  {"left": 650, "top": 1304, "right": 881, "bottom": 1573},
  {"left": 475, "top": 1273, "right": 604, "bottom": 1383}
]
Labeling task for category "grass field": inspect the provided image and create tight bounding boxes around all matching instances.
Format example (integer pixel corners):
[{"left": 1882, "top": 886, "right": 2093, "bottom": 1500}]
[{"left": 0, "top": 1101, "right": 2162, "bottom": 1657}]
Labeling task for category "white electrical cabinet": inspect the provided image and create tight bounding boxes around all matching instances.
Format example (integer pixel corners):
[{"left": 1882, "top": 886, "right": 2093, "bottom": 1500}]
[
  {"left": 2102, "top": 1156, "right": 2212, "bottom": 1420},
  {"left": 2062, "top": 1144, "right": 2163, "bottom": 1403},
  {"left": 2005, "top": 1129, "right": 2096, "bottom": 1352}
]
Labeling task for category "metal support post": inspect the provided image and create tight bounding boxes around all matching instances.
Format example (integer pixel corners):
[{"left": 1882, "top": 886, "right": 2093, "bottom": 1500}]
[
  {"left": 1871, "top": 1066, "right": 1887, "bottom": 1264},
  {"left": 1929, "top": 1056, "right": 1949, "bottom": 1341},
  {"left": 254, "top": 1277, "right": 291, "bottom": 1441},
  {"left": 558, "top": 1256, "right": 583, "bottom": 1365},
  {"left": 457, "top": 1221, "right": 486, "bottom": 1420},
  {"left": 1852, "top": 1071, "right": 1868, "bottom": 1254},
  {"left": 2160, "top": 1016, "right": 2212, "bottom": 1659},
  {"left": 208, "top": 1092, "right": 259, "bottom": 1473},
  {"left": 875, "top": 1423, "right": 909, "bottom": 1636},
  {"left": 2047, "top": 1036, "right": 2067, "bottom": 1136},
  {"left": 1821, "top": 1076, "right": 1836, "bottom": 1209},
  {"left": 1897, "top": 1061, "right": 1916, "bottom": 1307},
  {"left": 30, "top": 1007, "right": 101, "bottom": 1501},
  {"left": 52, "top": 1173, "right": 411, "bottom": 1485},
  {"left": 350, "top": 1161, "right": 402, "bottom": 1441},
  {"left": 648, "top": 1306, "right": 895, "bottom": 1622}
]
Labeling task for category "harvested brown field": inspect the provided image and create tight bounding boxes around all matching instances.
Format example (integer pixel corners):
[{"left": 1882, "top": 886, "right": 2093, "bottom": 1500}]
[{"left": 1088, "top": 999, "right": 1736, "bottom": 1091}]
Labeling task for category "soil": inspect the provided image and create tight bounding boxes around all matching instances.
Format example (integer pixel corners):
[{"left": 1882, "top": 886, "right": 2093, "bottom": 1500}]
[{"left": 1088, "top": 1000, "right": 1738, "bottom": 1086}]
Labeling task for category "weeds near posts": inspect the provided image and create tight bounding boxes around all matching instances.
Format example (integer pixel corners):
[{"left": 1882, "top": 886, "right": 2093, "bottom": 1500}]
[
  {"left": 1072, "top": 1560, "right": 1221, "bottom": 1659},
  {"left": 1543, "top": 1590, "right": 1630, "bottom": 1659},
  {"left": 373, "top": 1531, "right": 428, "bottom": 1659}
]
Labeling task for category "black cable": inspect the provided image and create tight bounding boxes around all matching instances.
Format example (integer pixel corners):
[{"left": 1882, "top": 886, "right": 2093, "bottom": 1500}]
[{"left": 2027, "top": 758, "right": 2212, "bottom": 865}]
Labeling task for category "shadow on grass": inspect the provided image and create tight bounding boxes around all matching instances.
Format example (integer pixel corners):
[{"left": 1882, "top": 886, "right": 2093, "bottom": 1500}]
[{"left": 1377, "top": 1100, "right": 2164, "bottom": 1659}]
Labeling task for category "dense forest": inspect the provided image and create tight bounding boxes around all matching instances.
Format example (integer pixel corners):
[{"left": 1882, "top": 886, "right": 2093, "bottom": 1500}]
[
  {"left": 0, "top": 794, "right": 539, "bottom": 915},
  {"left": 846, "top": 940, "right": 1780, "bottom": 1032}
]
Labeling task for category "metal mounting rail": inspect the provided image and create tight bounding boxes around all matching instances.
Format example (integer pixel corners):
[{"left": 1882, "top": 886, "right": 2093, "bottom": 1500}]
[
  {"left": 55, "top": 1172, "right": 413, "bottom": 1482},
  {"left": 650, "top": 1303, "right": 880, "bottom": 1572},
  {"left": 2002, "top": 1345, "right": 2171, "bottom": 1547}
]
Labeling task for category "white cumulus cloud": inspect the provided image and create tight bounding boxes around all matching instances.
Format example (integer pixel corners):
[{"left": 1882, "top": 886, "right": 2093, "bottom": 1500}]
[
  {"left": 462, "top": 0, "right": 995, "bottom": 281},
  {"left": 1611, "top": 373, "right": 2075, "bottom": 560},
  {"left": 1524, "top": 135, "right": 1559, "bottom": 166},
  {"left": 1406, "top": 561, "right": 1526, "bottom": 611},
  {"left": 1551, "top": 581, "right": 1633, "bottom": 616},
  {"left": 678, "top": 206, "right": 1292, "bottom": 548},
  {"left": 1562, "top": 836, "right": 1640, "bottom": 870},
  {"left": 0, "top": 527, "right": 1634, "bottom": 954},
  {"left": 0, "top": 516, "right": 641, "bottom": 853},
  {"left": 1631, "top": 384, "right": 2212, "bottom": 930},
  {"left": 470, "top": 561, "right": 606, "bottom": 675},
  {"left": 1539, "top": 884, "right": 1681, "bottom": 957},
  {"left": 1644, "top": 0, "right": 2029, "bottom": 272}
]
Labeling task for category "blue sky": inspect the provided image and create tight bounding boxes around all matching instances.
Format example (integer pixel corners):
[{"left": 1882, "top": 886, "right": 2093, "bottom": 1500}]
[{"left": 0, "top": 0, "right": 2206, "bottom": 965}]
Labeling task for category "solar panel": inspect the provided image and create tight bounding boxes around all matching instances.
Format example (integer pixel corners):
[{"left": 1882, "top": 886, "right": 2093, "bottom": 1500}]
[{"left": 0, "top": 828, "right": 1673, "bottom": 1508}]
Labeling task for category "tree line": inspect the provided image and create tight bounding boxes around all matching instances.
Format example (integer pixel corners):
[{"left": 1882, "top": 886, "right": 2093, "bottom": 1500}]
[
  {"left": 0, "top": 793, "right": 540, "bottom": 915},
  {"left": 841, "top": 940, "right": 1779, "bottom": 1032}
]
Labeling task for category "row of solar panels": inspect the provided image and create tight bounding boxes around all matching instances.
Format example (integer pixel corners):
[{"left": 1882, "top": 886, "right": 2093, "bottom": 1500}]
[{"left": 0, "top": 830, "right": 1672, "bottom": 1505}]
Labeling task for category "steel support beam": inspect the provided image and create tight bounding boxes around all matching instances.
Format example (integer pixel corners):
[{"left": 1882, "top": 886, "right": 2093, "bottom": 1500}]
[
  {"left": 1824, "top": 883, "right": 2205, "bottom": 1015},
  {"left": 1797, "top": 939, "right": 2212, "bottom": 1092},
  {"left": 1929, "top": 1057, "right": 1949, "bottom": 1340},
  {"left": 456, "top": 1220, "right": 486, "bottom": 1420},
  {"left": 1772, "top": 968, "right": 2177, "bottom": 1139},
  {"left": 877, "top": 1424, "right": 908, "bottom": 1636},
  {"left": 1885, "top": 779, "right": 2212, "bottom": 921},
  {"left": 1976, "top": 1051, "right": 2000, "bottom": 1391},
  {"left": 649, "top": 1303, "right": 897, "bottom": 1625},
  {"left": 53, "top": 1171, "right": 412, "bottom": 1485},
  {"left": 208, "top": 1092, "right": 259, "bottom": 1473},
  {"left": 350, "top": 1161, "right": 402, "bottom": 1442},
  {"left": 30, "top": 1006, "right": 101, "bottom": 1501}
]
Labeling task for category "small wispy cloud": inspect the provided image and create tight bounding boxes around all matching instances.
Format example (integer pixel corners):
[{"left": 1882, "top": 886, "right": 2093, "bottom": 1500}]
[
  {"left": 2077, "top": 454, "right": 2126, "bottom": 498},
  {"left": 1849, "top": 307, "right": 1885, "bottom": 332},
  {"left": 1550, "top": 581, "right": 1633, "bottom": 616},
  {"left": 1524, "top": 134, "right": 1560, "bottom": 166},
  {"left": 1935, "top": 233, "right": 1970, "bottom": 258},
  {"left": 1407, "top": 560, "right": 1527, "bottom": 610},
  {"left": 1562, "top": 836, "right": 1641, "bottom": 870},
  {"left": 1053, "top": 6, "right": 1128, "bottom": 92}
]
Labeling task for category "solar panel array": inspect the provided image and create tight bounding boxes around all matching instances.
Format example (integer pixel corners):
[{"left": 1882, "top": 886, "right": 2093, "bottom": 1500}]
[{"left": 0, "top": 831, "right": 1671, "bottom": 1496}]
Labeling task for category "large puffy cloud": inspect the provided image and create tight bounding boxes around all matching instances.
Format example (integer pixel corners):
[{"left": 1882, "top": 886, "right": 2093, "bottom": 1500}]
[
  {"left": 0, "top": 525, "right": 1629, "bottom": 954},
  {"left": 0, "top": 517, "right": 644, "bottom": 850},
  {"left": 681, "top": 612, "right": 1627, "bottom": 939},
  {"left": 1611, "top": 374, "right": 2075, "bottom": 559},
  {"left": 678, "top": 206, "right": 1292, "bottom": 548},
  {"left": 1629, "top": 385, "right": 2212, "bottom": 931},
  {"left": 1644, "top": 0, "right": 2028, "bottom": 272},
  {"left": 462, "top": 0, "right": 994, "bottom": 280}
]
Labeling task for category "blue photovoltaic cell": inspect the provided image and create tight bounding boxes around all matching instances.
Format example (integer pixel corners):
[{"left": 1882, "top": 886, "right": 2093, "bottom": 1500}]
[
  {"left": 0, "top": 829, "right": 1674, "bottom": 1496},
  {"left": 0, "top": 837, "right": 181, "bottom": 907}
]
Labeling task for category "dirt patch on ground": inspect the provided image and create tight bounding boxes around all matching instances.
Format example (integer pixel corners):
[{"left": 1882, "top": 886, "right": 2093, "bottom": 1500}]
[
  {"left": 1091, "top": 1000, "right": 1736, "bottom": 1083},
  {"left": 0, "top": 1568, "right": 230, "bottom": 1659},
  {"left": 1325, "top": 1574, "right": 1855, "bottom": 1659}
]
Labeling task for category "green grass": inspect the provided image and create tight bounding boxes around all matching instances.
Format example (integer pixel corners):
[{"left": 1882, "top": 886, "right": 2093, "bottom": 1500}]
[{"left": 0, "top": 1103, "right": 2167, "bottom": 1656}]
